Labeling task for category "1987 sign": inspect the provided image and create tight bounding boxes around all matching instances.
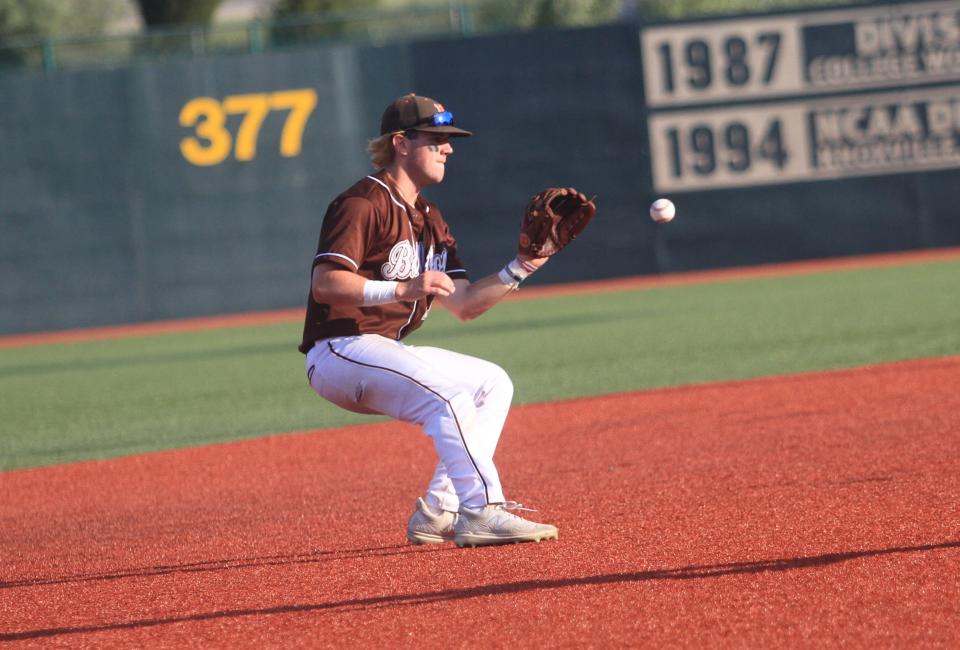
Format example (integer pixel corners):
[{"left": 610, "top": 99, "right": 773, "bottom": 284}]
[
  {"left": 642, "top": 16, "right": 804, "bottom": 107},
  {"left": 642, "top": 1, "right": 959, "bottom": 108}
]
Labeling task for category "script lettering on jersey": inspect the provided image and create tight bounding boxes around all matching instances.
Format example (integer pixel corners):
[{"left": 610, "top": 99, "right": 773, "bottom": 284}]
[
  {"left": 381, "top": 241, "right": 449, "bottom": 280},
  {"left": 382, "top": 241, "right": 419, "bottom": 279},
  {"left": 421, "top": 244, "right": 449, "bottom": 273}
]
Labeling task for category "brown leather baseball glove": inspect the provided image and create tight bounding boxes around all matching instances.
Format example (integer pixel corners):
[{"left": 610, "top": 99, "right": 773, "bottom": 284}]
[{"left": 518, "top": 187, "right": 596, "bottom": 258}]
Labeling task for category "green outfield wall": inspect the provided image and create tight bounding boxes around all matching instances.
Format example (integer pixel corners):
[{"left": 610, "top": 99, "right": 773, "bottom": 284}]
[{"left": 1, "top": 1, "right": 958, "bottom": 334}]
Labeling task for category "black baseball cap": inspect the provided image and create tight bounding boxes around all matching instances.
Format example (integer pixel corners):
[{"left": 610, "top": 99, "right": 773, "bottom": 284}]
[{"left": 380, "top": 93, "right": 472, "bottom": 137}]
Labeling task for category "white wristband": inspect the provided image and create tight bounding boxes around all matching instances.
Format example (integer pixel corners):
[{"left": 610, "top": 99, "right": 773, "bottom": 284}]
[
  {"left": 497, "top": 257, "right": 537, "bottom": 288},
  {"left": 362, "top": 280, "right": 399, "bottom": 306}
]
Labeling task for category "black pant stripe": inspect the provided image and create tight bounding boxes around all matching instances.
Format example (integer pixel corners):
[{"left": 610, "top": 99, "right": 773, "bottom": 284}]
[{"left": 325, "top": 341, "right": 490, "bottom": 504}]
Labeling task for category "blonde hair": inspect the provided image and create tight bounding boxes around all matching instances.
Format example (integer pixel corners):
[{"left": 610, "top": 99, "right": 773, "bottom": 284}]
[{"left": 367, "top": 131, "right": 402, "bottom": 169}]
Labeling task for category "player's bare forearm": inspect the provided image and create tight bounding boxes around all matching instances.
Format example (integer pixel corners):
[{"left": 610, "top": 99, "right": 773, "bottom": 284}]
[
  {"left": 438, "top": 277, "right": 510, "bottom": 321},
  {"left": 440, "top": 255, "right": 548, "bottom": 321},
  {"left": 312, "top": 264, "right": 455, "bottom": 306}
]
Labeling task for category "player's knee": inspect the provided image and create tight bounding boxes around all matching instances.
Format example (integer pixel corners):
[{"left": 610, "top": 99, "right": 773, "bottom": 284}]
[
  {"left": 422, "top": 389, "right": 477, "bottom": 432},
  {"left": 498, "top": 366, "right": 514, "bottom": 401},
  {"left": 481, "top": 364, "right": 513, "bottom": 406},
  {"left": 446, "top": 390, "right": 478, "bottom": 431}
]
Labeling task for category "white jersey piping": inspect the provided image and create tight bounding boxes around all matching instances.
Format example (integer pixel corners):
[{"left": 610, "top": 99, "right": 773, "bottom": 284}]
[
  {"left": 366, "top": 175, "right": 407, "bottom": 212},
  {"left": 315, "top": 252, "right": 359, "bottom": 270},
  {"left": 397, "top": 299, "right": 419, "bottom": 339}
]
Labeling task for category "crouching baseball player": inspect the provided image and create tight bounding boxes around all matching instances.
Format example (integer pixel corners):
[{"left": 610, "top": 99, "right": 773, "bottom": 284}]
[{"left": 299, "top": 93, "right": 595, "bottom": 547}]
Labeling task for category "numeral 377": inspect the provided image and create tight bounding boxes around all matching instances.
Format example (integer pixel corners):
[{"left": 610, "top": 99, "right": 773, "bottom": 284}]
[{"left": 179, "top": 88, "right": 318, "bottom": 166}]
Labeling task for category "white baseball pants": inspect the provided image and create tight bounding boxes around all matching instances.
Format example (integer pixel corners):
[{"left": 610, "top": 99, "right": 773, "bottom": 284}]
[{"left": 305, "top": 334, "right": 512, "bottom": 511}]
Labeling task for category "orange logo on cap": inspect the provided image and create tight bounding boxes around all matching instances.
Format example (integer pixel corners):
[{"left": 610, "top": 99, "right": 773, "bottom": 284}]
[{"left": 433, "top": 102, "right": 444, "bottom": 112}]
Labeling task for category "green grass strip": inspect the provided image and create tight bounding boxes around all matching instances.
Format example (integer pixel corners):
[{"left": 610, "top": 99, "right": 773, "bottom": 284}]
[{"left": 2, "top": 258, "right": 958, "bottom": 471}]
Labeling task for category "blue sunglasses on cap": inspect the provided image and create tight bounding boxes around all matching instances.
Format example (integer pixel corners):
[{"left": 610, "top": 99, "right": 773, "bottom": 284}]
[{"left": 414, "top": 111, "right": 454, "bottom": 127}]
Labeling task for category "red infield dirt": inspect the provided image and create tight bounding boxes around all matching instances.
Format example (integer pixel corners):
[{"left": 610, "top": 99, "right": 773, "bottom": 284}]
[{"left": 2, "top": 356, "right": 959, "bottom": 647}]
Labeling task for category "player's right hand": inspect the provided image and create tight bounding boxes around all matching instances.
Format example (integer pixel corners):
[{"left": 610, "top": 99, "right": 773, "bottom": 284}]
[{"left": 397, "top": 271, "right": 456, "bottom": 301}]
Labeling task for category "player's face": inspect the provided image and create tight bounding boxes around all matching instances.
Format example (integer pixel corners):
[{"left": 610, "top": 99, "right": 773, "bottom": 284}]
[{"left": 405, "top": 132, "right": 453, "bottom": 185}]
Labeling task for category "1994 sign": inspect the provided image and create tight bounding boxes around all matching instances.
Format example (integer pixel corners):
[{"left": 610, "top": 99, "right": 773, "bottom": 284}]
[{"left": 649, "top": 105, "right": 809, "bottom": 191}]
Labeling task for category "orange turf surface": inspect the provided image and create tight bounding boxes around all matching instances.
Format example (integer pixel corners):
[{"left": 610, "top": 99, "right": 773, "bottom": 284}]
[{"left": 2, "top": 356, "right": 959, "bottom": 647}]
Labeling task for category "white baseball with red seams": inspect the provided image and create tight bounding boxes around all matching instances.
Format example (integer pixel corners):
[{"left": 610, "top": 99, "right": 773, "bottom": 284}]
[{"left": 650, "top": 198, "right": 676, "bottom": 223}]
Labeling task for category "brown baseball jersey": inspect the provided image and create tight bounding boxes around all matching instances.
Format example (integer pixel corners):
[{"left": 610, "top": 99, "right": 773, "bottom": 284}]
[{"left": 299, "top": 171, "right": 468, "bottom": 353}]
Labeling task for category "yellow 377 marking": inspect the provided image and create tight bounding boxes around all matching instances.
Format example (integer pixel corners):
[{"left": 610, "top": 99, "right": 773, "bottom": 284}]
[{"left": 179, "top": 88, "right": 318, "bottom": 166}]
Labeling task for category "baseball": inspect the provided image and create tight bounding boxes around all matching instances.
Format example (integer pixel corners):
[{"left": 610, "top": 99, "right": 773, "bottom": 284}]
[{"left": 649, "top": 198, "right": 676, "bottom": 224}]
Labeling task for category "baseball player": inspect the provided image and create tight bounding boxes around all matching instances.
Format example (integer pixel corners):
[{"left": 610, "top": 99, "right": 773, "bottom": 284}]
[{"left": 299, "top": 93, "right": 592, "bottom": 548}]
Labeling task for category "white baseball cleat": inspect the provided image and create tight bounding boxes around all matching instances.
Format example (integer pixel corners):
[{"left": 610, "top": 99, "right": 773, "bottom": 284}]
[
  {"left": 454, "top": 502, "right": 559, "bottom": 548},
  {"left": 406, "top": 497, "right": 457, "bottom": 544}
]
